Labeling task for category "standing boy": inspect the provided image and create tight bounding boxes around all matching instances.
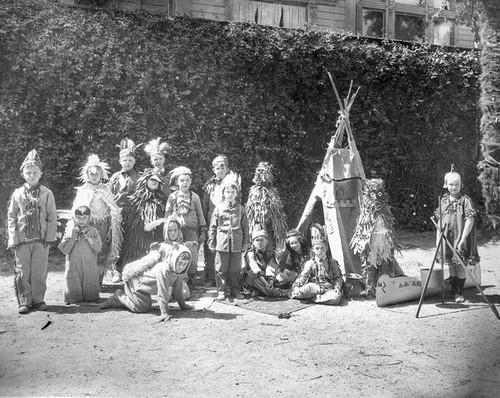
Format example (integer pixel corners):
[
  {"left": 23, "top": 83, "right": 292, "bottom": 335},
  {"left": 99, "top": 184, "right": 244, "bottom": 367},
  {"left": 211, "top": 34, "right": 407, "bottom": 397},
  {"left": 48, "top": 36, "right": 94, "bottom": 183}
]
[
  {"left": 109, "top": 138, "right": 140, "bottom": 283},
  {"left": 208, "top": 179, "right": 249, "bottom": 300},
  {"left": 8, "top": 149, "right": 57, "bottom": 314},
  {"left": 201, "top": 155, "right": 241, "bottom": 287},
  {"left": 165, "top": 166, "right": 206, "bottom": 287}
]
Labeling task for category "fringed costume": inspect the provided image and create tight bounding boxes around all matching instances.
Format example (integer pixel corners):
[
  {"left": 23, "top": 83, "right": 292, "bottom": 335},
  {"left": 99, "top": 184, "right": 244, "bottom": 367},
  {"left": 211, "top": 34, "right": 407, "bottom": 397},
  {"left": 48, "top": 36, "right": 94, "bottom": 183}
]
[
  {"left": 350, "top": 179, "right": 403, "bottom": 296},
  {"left": 245, "top": 162, "right": 288, "bottom": 250},
  {"left": 68, "top": 155, "right": 123, "bottom": 281},
  {"left": 118, "top": 171, "right": 167, "bottom": 269}
]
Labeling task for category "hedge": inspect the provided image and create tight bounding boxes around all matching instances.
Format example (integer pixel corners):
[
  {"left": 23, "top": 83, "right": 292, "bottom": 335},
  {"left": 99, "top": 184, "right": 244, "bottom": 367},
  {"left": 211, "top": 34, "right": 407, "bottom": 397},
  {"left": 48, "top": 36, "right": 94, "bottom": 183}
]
[{"left": 0, "top": 0, "right": 482, "bottom": 241}]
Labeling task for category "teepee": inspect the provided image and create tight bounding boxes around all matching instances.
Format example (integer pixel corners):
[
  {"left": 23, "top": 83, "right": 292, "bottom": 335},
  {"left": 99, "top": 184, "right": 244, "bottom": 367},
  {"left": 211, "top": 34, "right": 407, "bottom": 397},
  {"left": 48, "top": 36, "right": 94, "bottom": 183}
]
[{"left": 296, "top": 74, "right": 365, "bottom": 276}]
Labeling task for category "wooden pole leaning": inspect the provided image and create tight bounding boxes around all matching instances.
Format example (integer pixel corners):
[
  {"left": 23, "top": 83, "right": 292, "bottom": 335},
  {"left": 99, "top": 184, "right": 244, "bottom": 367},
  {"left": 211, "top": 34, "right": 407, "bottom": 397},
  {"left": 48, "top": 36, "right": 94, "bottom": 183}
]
[
  {"left": 430, "top": 217, "right": 500, "bottom": 320},
  {"left": 415, "top": 219, "right": 447, "bottom": 318},
  {"left": 416, "top": 196, "right": 447, "bottom": 318}
]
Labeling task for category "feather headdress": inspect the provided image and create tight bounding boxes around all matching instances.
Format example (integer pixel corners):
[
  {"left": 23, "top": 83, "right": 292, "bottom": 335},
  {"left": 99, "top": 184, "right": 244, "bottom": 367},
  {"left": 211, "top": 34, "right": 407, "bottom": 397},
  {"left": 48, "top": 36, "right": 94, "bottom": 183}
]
[
  {"left": 310, "top": 223, "right": 328, "bottom": 246},
  {"left": 20, "top": 149, "right": 42, "bottom": 170},
  {"left": 117, "top": 138, "right": 141, "bottom": 158},
  {"left": 80, "top": 154, "right": 110, "bottom": 182},
  {"left": 144, "top": 137, "right": 170, "bottom": 157}
]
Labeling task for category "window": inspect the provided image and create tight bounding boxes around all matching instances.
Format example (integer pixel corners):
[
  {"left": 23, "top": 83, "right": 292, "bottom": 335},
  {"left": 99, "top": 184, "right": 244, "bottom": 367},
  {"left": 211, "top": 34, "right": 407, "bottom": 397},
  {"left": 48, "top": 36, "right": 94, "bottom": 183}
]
[
  {"left": 394, "top": 13, "right": 425, "bottom": 42},
  {"left": 356, "top": 0, "right": 458, "bottom": 46},
  {"left": 362, "top": 9, "right": 385, "bottom": 38},
  {"left": 231, "top": 0, "right": 307, "bottom": 29}
]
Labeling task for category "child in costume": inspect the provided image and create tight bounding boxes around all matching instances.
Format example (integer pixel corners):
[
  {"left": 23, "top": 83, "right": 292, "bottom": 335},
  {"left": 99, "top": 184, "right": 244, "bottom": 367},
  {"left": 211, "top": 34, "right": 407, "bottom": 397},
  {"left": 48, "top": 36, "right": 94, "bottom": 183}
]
[
  {"left": 165, "top": 166, "right": 206, "bottom": 286},
  {"left": 245, "top": 162, "right": 287, "bottom": 251},
  {"left": 436, "top": 166, "right": 479, "bottom": 303},
  {"left": 242, "top": 226, "right": 291, "bottom": 298},
  {"left": 100, "top": 217, "right": 193, "bottom": 321},
  {"left": 109, "top": 138, "right": 140, "bottom": 210},
  {"left": 59, "top": 205, "right": 102, "bottom": 304},
  {"left": 109, "top": 138, "right": 140, "bottom": 283},
  {"left": 118, "top": 171, "right": 167, "bottom": 277},
  {"left": 350, "top": 179, "right": 403, "bottom": 297},
  {"left": 201, "top": 155, "right": 241, "bottom": 287},
  {"left": 68, "top": 154, "right": 122, "bottom": 286},
  {"left": 8, "top": 149, "right": 57, "bottom": 314},
  {"left": 144, "top": 137, "right": 173, "bottom": 198},
  {"left": 208, "top": 179, "right": 249, "bottom": 300},
  {"left": 290, "top": 225, "right": 343, "bottom": 305},
  {"left": 279, "top": 229, "right": 311, "bottom": 277}
]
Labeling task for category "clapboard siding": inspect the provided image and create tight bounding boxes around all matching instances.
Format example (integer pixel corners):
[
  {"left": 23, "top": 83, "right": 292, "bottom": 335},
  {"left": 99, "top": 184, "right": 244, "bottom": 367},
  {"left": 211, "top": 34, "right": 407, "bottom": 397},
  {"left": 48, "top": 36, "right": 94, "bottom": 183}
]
[
  {"left": 457, "top": 25, "right": 475, "bottom": 49},
  {"left": 316, "top": 1, "right": 345, "bottom": 30},
  {"left": 191, "top": 0, "right": 227, "bottom": 20}
]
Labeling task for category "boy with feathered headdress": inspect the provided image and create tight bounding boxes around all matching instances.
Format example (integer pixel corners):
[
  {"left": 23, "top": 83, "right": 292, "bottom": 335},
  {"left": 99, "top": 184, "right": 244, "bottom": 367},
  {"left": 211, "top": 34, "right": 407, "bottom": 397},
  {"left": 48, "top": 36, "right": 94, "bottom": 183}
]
[
  {"left": 290, "top": 224, "right": 343, "bottom": 305},
  {"left": 144, "top": 137, "right": 173, "bottom": 198},
  {"left": 109, "top": 138, "right": 141, "bottom": 282},
  {"left": 66, "top": 154, "right": 123, "bottom": 286}
]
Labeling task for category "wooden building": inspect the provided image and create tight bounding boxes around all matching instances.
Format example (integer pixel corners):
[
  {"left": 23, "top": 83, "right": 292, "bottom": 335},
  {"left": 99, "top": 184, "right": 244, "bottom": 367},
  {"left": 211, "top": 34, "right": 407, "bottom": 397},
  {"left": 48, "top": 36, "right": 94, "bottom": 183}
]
[{"left": 65, "top": 0, "right": 476, "bottom": 48}]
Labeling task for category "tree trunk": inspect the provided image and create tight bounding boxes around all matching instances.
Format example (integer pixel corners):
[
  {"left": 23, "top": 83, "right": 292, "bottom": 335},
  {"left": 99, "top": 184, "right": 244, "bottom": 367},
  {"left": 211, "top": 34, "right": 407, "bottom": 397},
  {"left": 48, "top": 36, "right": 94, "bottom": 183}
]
[{"left": 477, "top": 0, "right": 500, "bottom": 228}]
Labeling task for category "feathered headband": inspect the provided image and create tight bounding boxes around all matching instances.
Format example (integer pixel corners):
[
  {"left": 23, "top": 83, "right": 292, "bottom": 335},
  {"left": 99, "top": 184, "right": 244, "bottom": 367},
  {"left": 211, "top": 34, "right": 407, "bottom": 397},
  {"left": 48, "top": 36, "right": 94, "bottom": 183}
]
[
  {"left": 20, "top": 149, "right": 42, "bottom": 171},
  {"left": 310, "top": 223, "right": 328, "bottom": 246},
  {"left": 80, "top": 154, "right": 110, "bottom": 182},
  {"left": 117, "top": 138, "right": 141, "bottom": 159},
  {"left": 443, "top": 164, "right": 461, "bottom": 188},
  {"left": 144, "top": 138, "right": 170, "bottom": 157}
]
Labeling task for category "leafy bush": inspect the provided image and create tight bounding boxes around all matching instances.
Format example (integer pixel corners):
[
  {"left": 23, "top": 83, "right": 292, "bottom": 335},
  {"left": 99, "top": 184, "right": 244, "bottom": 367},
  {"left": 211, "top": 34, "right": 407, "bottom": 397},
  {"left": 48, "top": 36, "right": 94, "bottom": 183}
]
[{"left": 0, "top": 0, "right": 481, "bottom": 240}]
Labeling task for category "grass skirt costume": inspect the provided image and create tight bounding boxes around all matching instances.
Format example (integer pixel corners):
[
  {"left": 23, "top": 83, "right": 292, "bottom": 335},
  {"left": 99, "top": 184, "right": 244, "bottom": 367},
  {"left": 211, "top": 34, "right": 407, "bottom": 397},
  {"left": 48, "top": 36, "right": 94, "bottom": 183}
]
[
  {"left": 117, "top": 171, "right": 167, "bottom": 270},
  {"left": 350, "top": 179, "right": 403, "bottom": 296},
  {"left": 245, "top": 162, "right": 288, "bottom": 250}
]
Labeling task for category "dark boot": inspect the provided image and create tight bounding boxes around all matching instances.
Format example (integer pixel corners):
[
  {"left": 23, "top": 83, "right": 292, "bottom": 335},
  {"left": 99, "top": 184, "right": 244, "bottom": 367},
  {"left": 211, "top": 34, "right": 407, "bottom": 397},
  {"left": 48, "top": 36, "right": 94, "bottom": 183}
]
[
  {"left": 449, "top": 276, "right": 457, "bottom": 298},
  {"left": 455, "top": 278, "right": 466, "bottom": 303}
]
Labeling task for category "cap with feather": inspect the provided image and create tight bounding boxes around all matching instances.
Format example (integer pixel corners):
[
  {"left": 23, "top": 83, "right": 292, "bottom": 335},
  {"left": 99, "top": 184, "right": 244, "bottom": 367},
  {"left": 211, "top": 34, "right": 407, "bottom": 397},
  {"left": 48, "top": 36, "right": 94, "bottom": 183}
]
[{"left": 20, "top": 149, "right": 42, "bottom": 171}]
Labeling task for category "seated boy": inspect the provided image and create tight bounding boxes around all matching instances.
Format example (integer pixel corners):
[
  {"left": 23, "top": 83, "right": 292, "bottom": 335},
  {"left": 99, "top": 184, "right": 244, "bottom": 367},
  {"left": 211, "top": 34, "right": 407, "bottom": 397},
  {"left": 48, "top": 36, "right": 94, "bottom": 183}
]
[
  {"left": 242, "top": 226, "right": 290, "bottom": 298},
  {"left": 290, "top": 226, "right": 343, "bottom": 305}
]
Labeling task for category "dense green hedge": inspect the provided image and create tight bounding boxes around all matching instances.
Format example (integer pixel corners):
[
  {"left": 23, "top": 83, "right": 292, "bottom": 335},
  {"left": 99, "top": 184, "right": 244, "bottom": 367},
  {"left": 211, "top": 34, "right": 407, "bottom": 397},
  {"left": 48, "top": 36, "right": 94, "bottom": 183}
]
[{"left": 0, "top": 0, "right": 481, "bottom": 239}]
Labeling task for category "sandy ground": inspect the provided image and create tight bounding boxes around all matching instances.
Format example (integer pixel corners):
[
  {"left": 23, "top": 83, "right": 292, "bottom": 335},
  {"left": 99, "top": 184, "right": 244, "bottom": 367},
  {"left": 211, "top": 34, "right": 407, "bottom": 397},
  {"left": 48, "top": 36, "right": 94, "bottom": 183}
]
[{"left": 0, "top": 230, "right": 499, "bottom": 398}]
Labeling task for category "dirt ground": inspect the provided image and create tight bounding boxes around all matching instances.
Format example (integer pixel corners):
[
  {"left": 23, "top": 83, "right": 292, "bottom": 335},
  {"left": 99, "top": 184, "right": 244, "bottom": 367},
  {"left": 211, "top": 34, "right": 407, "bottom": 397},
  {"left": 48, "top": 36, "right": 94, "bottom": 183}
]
[{"left": 0, "top": 230, "right": 499, "bottom": 398}]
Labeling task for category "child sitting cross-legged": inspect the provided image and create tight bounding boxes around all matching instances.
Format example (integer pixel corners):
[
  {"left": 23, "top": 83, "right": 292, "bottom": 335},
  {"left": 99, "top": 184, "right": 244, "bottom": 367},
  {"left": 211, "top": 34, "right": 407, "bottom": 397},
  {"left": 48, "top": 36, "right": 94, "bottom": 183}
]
[
  {"left": 290, "top": 224, "right": 343, "bottom": 305},
  {"left": 59, "top": 205, "right": 102, "bottom": 304},
  {"left": 99, "top": 216, "right": 193, "bottom": 321},
  {"left": 242, "top": 226, "right": 291, "bottom": 298}
]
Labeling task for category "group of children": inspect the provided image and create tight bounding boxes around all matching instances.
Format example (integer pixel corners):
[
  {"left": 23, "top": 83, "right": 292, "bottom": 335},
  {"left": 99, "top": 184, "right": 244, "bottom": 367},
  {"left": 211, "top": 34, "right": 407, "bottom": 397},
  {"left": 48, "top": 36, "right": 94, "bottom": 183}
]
[{"left": 7, "top": 143, "right": 479, "bottom": 316}]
